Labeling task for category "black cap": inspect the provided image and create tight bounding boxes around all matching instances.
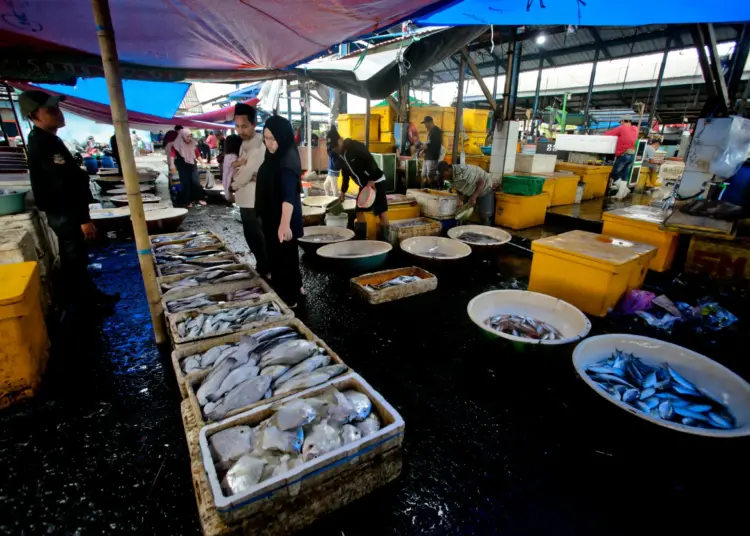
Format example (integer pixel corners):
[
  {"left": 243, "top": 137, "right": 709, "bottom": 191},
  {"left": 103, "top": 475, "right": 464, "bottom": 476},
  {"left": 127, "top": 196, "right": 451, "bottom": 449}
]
[
  {"left": 421, "top": 116, "right": 434, "bottom": 124},
  {"left": 19, "top": 90, "right": 65, "bottom": 117},
  {"left": 326, "top": 126, "right": 341, "bottom": 149}
]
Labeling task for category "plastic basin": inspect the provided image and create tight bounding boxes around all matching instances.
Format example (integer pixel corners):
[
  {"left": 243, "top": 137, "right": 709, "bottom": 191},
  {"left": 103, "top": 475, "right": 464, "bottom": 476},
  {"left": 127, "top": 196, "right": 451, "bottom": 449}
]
[
  {"left": 298, "top": 226, "right": 355, "bottom": 254},
  {"left": 467, "top": 290, "right": 591, "bottom": 349},
  {"left": 572, "top": 334, "right": 750, "bottom": 438},
  {"left": 302, "top": 196, "right": 338, "bottom": 208},
  {"left": 316, "top": 240, "right": 392, "bottom": 272},
  {"left": 448, "top": 225, "right": 511, "bottom": 248},
  {"left": 0, "top": 190, "right": 28, "bottom": 216},
  {"left": 400, "top": 236, "right": 472, "bottom": 263}
]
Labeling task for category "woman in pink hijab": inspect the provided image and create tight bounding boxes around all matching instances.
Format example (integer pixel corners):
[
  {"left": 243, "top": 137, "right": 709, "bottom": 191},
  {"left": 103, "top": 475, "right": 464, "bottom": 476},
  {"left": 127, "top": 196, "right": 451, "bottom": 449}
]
[{"left": 171, "top": 129, "right": 207, "bottom": 207}]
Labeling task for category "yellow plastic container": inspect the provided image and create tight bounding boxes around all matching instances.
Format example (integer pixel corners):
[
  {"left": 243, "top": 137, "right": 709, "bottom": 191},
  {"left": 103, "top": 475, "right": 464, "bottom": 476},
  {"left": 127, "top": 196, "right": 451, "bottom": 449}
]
[
  {"left": 0, "top": 261, "right": 49, "bottom": 409},
  {"left": 529, "top": 230, "right": 657, "bottom": 317},
  {"left": 494, "top": 192, "right": 550, "bottom": 230},
  {"left": 364, "top": 201, "right": 421, "bottom": 239},
  {"left": 372, "top": 105, "right": 396, "bottom": 134},
  {"left": 555, "top": 163, "right": 612, "bottom": 200},
  {"left": 379, "top": 130, "right": 394, "bottom": 144},
  {"left": 368, "top": 141, "right": 395, "bottom": 154},
  {"left": 338, "top": 114, "right": 381, "bottom": 141},
  {"left": 601, "top": 206, "right": 679, "bottom": 272},
  {"left": 541, "top": 179, "right": 555, "bottom": 207},
  {"left": 548, "top": 175, "right": 580, "bottom": 206},
  {"left": 462, "top": 109, "right": 491, "bottom": 132}
]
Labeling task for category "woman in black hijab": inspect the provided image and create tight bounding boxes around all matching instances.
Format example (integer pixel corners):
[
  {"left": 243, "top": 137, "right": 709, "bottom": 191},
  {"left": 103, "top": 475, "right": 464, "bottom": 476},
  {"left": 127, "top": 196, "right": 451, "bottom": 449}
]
[{"left": 256, "top": 115, "right": 304, "bottom": 307}]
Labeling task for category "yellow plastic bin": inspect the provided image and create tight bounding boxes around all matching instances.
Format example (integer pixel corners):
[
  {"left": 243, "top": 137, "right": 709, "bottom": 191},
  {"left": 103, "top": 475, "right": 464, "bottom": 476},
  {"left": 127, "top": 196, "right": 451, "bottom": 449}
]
[
  {"left": 541, "top": 180, "right": 555, "bottom": 207},
  {"left": 601, "top": 206, "right": 679, "bottom": 272},
  {"left": 338, "top": 113, "right": 381, "bottom": 141},
  {"left": 0, "top": 261, "right": 49, "bottom": 409},
  {"left": 494, "top": 192, "right": 550, "bottom": 230},
  {"left": 548, "top": 175, "right": 580, "bottom": 206},
  {"left": 529, "top": 230, "right": 657, "bottom": 317},
  {"left": 364, "top": 201, "right": 421, "bottom": 240},
  {"left": 555, "top": 163, "right": 612, "bottom": 200}
]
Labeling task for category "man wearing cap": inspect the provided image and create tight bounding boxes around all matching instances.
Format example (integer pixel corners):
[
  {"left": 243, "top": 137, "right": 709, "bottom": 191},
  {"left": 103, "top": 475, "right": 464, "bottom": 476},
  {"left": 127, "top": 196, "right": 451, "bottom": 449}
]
[
  {"left": 605, "top": 116, "right": 639, "bottom": 182},
  {"left": 416, "top": 116, "right": 443, "bottom": 187},
  {"left": 328, "top": 128, "right": 390, "bottom": 240},
  {"left": 22, "top": 90, "right": 118, "bottom": 309}
]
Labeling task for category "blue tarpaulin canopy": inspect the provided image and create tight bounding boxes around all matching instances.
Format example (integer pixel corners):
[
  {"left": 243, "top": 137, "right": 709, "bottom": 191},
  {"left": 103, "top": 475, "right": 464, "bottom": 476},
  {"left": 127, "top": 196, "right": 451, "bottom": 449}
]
[
  {"left": 36, "top": 79, "right": 189, "bottom": 118},
  {"left": 417, "top": 0, "right": 750, "bottom": 26}
]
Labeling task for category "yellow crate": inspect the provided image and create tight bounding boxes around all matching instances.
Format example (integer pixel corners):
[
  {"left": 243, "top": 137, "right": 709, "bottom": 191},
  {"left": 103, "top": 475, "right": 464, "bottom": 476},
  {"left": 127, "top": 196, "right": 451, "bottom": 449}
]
[
  {"left": 0, "top": 262, "right": 49, "bottom": 409},
  {"left": 380, "top": 130, "right": 394, "bottom": 144},
  {"left": 444, "top": 154, "right": 490, "bottom": 171},
  {"left": 372, "top": 105, "right": 396, "bottom": 134},
  {"left": 462, "top": 109, "right": 491, "bottom": 132},
  {"left": 463, "top": 132, "right": 490, "bottom": 154},
  {"left": 412, "top": 107, "right": 449, "bottom": 134},
  {"left": 494, "top": 192, "right": 549, "bottom": 230},
  {"left": 364, "top": 202, "right": 421, "bottom": 240},
  {"left": 555, "top": 163, "right": 611, "bottom": 199},
  {"left": 508, "top": 172, "right": 580, "bottom": 206},
  {"left": 602, "top": 206, "right": 679, "bottom": 272},
  {"left": 529, "top": 230, "right": 657, "bottom": 317},
  {"left": 338, "top": 114, "right": 381, "bottom": 141},
  {"left": 368, "top": 141, "right": 395, "bottom": 154},
  {"left": 685, "top": 235, "right": 750, "bottom": 279}
]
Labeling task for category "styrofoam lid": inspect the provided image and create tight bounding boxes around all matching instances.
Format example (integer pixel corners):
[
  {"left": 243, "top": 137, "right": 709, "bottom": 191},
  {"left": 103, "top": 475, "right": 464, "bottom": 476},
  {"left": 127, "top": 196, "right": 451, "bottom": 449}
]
[
  {"left": 603, "top": 205, "right": 670, "bottom": 225},
  {"left": 532, "top": 230, "right": 656, "bottom": 267}
]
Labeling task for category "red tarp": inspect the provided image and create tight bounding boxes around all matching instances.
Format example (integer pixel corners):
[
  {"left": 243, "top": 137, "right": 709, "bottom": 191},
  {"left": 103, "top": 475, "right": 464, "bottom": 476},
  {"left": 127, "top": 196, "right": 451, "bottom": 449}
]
[
  {"left": 11, "top": 81, "right": 258, "bottom": 130},
  {"left": 0, "top": 0, "right": 443, "bottom": 82}
]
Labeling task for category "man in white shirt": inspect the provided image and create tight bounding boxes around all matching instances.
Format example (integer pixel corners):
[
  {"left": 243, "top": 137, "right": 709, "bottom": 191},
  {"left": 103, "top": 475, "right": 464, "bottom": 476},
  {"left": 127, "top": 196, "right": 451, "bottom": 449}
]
[{"left": 231, "top": 103, "right": 268, "bottom": 276}]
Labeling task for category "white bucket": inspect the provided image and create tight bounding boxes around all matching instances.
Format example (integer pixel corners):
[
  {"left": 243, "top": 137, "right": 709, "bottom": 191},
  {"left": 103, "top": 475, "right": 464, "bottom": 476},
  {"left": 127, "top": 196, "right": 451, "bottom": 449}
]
[{"left": 325, "top": 213, "right": 349, "bottom": 228}]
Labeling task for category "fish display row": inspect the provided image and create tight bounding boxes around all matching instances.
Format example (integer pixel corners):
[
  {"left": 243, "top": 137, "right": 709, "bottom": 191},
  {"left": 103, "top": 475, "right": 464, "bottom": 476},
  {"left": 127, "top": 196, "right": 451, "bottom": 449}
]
[
  {"left": 153, "top": 235, "right": 222, "bottom": 254},
  {"left": 392, "top": 220, "right": 430, "bottom": 228},
  {"left": 210, "top": 387, "right": 380, "bottom": 496},
  {"left": 484, "top": 314, "right": 564, "bottom": 340},
  {"left": 152, "top": 230, "right": 210, "bottom": 244},
  {"left": 155, "top": 248, "right": 227, "bottom": 266},
  {"left": 365, "top": 275, "right": 421, "bottom": 292},
  {"left": 585, "top": 350, "right": 736, "bottom": 430},
  {"left": 160, "top": 258, "right": 235, "bottom": 275},
  {"left": 161, "top": 268, "right": 252, "bottom": 291},
  {"left": 456, "top": 231, "right": 501, "bottom": 244},
  {"left": 175, "top": 303, "right": 282, "bottom": 339},
  {"left": 165, "top": 287, "right": 265, "bottom": 313},
  {"left": 184, "top": 326, "right": 347, "bottom": 420}
]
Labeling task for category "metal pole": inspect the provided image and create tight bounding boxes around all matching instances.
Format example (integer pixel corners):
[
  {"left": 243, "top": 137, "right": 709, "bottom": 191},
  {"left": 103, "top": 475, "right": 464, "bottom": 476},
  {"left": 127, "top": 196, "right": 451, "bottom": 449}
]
[
  {"left": 90, "top": 0, "right": 166, "bottom": 344},
  {"left": 428, "top": 72, "right": 434, "bottom": 104},
  {"left": 583, "top": 48, "right": 600, "bottom": 133},
  {"left": 727, "top": 23, "right": 750, "bottom": 100},
  {"left": 4, "top": 83, "right": 27, "bottom": 154},
  {"left": 365, "top": 99, "right": 371, "bottom": 148},
  {"left": 501, "top": 30, "right": 516, "bottom": 120},
  {"left": 647, "top": 37, "right": 672, "bottom": 135},
  {"left": 492, "top": 59, "right": 500, "bottom": 101},
  {"left": 508, "top": 39, "right": 522, "bottom": 121},
  {"left": 531, "top": 57, "right": 544, "bottom": 128},
  {"left": 452, "top": 54, "right": 467, "bottom": 160},
  {"left": 305, "top": 88, "right": 312, "bottom": 171}
]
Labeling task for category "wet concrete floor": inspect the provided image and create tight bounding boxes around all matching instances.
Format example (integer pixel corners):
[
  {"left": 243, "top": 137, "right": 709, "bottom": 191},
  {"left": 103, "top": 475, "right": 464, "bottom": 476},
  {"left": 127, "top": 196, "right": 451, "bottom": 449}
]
[{"left": 1, "top": 197, "right": 749, "bottom": 535}]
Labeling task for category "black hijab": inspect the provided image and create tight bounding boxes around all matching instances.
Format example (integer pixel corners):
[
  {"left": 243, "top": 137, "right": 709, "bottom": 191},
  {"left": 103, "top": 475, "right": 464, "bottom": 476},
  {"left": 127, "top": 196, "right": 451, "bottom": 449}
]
[{"left": 256, "top": 115, "right": 302, "bottom": 225}]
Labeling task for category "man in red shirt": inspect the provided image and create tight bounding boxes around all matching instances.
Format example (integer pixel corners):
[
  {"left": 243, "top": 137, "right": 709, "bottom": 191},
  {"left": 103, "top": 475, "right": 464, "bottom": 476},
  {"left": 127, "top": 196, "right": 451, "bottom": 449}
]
[
  {"left": 605, "top": 116, "right": 638, "bottom": 181},
  {"left": 205, "top": 130, "right": 218, "bottom": 159}
]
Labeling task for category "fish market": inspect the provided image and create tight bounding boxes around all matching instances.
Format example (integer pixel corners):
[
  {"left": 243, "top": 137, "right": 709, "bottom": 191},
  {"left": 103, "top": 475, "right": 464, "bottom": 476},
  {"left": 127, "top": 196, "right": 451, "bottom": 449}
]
[{"left": 5, "top": 10, "right": 750, "bottom": 536}]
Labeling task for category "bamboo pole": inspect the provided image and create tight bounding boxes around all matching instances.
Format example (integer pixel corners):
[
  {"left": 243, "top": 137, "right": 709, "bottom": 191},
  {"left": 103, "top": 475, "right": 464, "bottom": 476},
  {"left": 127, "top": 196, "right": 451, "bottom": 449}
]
[{"left": 91, "top": 0, "right": 166, "bottom": 344}]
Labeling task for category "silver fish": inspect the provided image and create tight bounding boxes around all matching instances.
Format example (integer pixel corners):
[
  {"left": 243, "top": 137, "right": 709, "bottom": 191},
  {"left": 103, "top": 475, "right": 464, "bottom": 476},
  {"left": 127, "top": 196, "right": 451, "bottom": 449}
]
[
  {"left": 272, "top": 399, "right": 317, "bottom": 430},
  {"left": 210, "top": 426, "right": 254, "bottom": 469},
  {"left": 197, "top": 358, "right": 235, "bottom": 406},
  {"left": 341, "top": 424, "right": 362, "bottom": 445},
  {"left": 259, "top": 365, "right": 289, "bottom": 381},
  {"left": 222, "top": 455, "right": 266, "bottom": 495},
  {"left": 210, "top": 364, "right": 260, "bottom": 402},
  {"left": 274, "top": 370, "right": 332, "bottom": 395},
  {"left": 342, "top": 390, "right": 372, "bottom": 421},
  {"left": 207, "top": 375, "right": 273, "bottom": 420},
  {"left": 182, "top": 355, "right": 201, "bottom": 373},
  {"left": 274, "top": 354, "right": 330, "bottom": 387},
  {"left": 258, "top": 340, "right": 318, "bottom": 368},
  {"left": 355, "top": 413, "right": 381, "bottom": 437}
]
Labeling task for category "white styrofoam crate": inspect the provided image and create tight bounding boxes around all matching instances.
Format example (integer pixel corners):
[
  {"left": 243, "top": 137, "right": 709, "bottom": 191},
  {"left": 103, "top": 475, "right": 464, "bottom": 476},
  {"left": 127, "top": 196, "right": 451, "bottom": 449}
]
[
  {"left": 555, "top": 134, "right": 617, "bottom": 154},
  {"left": 514, "top": 154, "right": 557, "bottom": 174}
]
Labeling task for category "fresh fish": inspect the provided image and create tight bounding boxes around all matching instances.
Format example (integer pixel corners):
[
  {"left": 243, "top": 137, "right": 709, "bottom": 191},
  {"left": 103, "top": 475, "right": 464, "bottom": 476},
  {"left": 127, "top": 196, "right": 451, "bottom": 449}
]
[
  {"left": 200, "top": 344, "right": 228, "bottom": 368},
  {"left": 196, "top": 358, "right": 235, "bottom": 406},
  {"left": 274, "top": 354, "right": 330, "bottom": 387},
  {"left": 211, "top": 364, "right": 260, "bottom": 402},
  {"left": 272, "top": 399, "right": 317, "bottom": 430},
  {"left": 341, "top": 424, "right": 362, "bottom": 445},
  {"left": 304, "top": 233, "right": 347, "bottom": 243},
  {"left": 207, "top": 375, "right": 273, "bottom": 420},
  {"left": 175, "top": 303, "right": 282, "bottom": 339},
  {"left": 210, "top": 426, "right": 254, "bottom": 469},
  {"left": 258, "top": 340, "right": 318, "bottom": 368},
  {"left": 364, "top": 275, "right": 421, "bottom": 292},
  {"left": 585, "top": 349, "right": 737, "bottom": 430},
  {"left": 302, "top": 419, "right": 342, "bottom": 460},
  {"left": 222, "top": 455, "right": 266, "bottom": 495},
  {"left": 259, "top": 365, "right": 289, "bottom": 381},
  {"left": 274, "top": 371, "right": 332, "bottom": 395},
  {"left": 456, "top": 231, "right": 501, "bottom": 244},
  {"left": 355, "top": 413, "right": 381, "bottom": 437},
  {"left": 342, "top": 390, "right": 372, "bottom": 421},
  {"left": 182, "top": 355, "right": 201, "bottom": 373},
  {"left": 247, "top": 326, "right": 296, "bottom": 351},
  {"left": 315, "top": 364, "right": 348, "bottom": 379},
  {"left": 484, "top": 314, "right": 564, "bottom": 341},
  {"left": 258, "top": 425, "right": 304, "bottom": 454}
]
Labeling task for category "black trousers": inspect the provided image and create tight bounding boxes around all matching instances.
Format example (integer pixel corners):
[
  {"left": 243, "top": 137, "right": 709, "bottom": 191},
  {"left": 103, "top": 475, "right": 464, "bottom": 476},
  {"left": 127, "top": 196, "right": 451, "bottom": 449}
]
[
  {"left": 266, "top": 235, "right": 302, "bottom": 306},
  {"left": 46, "top": 213, "right": 98, "bottom": 304},
  {"left": 176, "top": 159, "right": 205, "bottom": 206},
  {"left": 240, "top": 208, "right": 269, "bottom": 275}
]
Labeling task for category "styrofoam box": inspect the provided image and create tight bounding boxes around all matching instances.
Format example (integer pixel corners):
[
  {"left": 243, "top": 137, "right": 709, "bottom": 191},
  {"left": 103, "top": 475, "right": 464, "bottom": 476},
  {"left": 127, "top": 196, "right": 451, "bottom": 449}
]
[
  {"left": 514, "top": 154, "right": 557, "bottom": 174},
  {"left": 555, "top": 134, "right": 617, "bottom": 154}
]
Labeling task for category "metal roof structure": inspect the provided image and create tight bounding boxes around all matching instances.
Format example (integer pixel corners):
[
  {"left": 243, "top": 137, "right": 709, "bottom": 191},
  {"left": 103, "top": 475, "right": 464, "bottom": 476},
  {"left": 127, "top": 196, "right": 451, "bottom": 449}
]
[{"left": 407, "top": 23, "right": 747, "bottom": 123}]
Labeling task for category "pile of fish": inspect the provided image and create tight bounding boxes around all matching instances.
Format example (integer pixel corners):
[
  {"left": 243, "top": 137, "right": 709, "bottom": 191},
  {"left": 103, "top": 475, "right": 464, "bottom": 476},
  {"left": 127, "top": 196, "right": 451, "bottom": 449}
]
[
  {"left": 209, "top": 386, "right": 380, "bottom": 496},
  {"left": 365, "top": 275, "right": 421, "bottom": 292},
  {"left": 585, "top": 350, "right": 736, "bottom": 430},
  {"left": 301, "top": 233, "right": 347, "bottom": 243},
  {"left": 484, "top": 314, "right": 564, "bottom": 341},
  {"left": 155, "top": 249, "right": 230, "bottom": 266},
  {"left": 456, "top": 231, "right": 501, "bottom": 244},
  {"left": 161, "top": 268, "right": 252, "bottom": 291},
  {"left": 165, "top": 286, "right": 265, "bottom": 313},
  {"left": 392, "top": 220, "right": 429, "bottom": 228},
  {"left": 176, "top": 303, "right": 282, "bottom": 339},
  {"left": 184, "top": 326, "right": 347, "bottom": 420},
  {"left": 152, "top": 230, "right": 211, "bottom": 244}
]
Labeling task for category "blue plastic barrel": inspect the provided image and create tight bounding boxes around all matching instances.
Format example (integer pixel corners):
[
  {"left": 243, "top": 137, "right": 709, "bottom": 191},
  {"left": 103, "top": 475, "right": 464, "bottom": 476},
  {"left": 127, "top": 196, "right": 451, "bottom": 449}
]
[
  {"left": 100, "top": 155, "right": 115, "bottom": 169},
  {"left": 83, "top": 156, "right": 99, "bottom": 174}
]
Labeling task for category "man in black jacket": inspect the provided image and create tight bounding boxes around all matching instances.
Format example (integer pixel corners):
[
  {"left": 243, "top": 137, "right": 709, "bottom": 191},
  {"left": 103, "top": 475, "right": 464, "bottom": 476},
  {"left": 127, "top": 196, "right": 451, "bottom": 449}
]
[
  {"left": 327, "top": 127, "right": 389, "bottom": 240},
  {"left": 22, "top": 90, "right": 118, "bottom": 309}
]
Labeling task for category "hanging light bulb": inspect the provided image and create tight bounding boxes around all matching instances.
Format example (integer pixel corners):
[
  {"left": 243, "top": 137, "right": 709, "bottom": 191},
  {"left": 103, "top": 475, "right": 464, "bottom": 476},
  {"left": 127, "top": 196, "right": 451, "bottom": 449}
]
[{"left": 536, "top": 34, "right": 547, "bottom": 45}]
